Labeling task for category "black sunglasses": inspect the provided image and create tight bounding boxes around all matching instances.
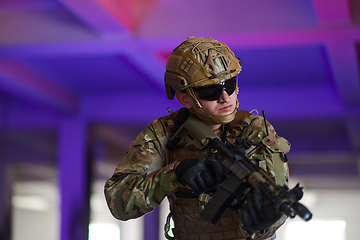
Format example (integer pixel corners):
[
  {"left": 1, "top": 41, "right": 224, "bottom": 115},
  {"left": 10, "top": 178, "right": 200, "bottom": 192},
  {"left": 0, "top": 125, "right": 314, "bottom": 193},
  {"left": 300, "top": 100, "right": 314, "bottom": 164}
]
[{"left": 193, "top": 77, "right": 237, "bottom": 101}]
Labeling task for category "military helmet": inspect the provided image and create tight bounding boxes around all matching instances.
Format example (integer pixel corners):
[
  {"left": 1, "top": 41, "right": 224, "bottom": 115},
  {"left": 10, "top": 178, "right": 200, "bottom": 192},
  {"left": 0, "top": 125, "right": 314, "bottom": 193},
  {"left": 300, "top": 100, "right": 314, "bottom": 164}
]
[
  {"left": 164, "top": 37, "right": 242, "bottom": 124},
  {"left": 165, "top": 37, "right": 242, "bottom": 100}
]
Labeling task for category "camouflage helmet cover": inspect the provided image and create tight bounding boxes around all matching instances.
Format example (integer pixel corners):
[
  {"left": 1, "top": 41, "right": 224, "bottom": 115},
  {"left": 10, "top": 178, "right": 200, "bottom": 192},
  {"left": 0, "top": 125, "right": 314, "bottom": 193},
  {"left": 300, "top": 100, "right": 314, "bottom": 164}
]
[{"left": 165, "top": 37, "right": 242, "bottom": 100}]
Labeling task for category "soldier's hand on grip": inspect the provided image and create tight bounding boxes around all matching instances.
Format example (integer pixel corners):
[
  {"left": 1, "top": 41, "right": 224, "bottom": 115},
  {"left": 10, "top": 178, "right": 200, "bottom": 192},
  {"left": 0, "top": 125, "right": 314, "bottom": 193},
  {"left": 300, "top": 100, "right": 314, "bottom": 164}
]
[
  {"left": 175, "top": 158, "right": 225, "bottom": 194},
  {"left": 239, "top": 188, "right": 283, "bottom": 232}
]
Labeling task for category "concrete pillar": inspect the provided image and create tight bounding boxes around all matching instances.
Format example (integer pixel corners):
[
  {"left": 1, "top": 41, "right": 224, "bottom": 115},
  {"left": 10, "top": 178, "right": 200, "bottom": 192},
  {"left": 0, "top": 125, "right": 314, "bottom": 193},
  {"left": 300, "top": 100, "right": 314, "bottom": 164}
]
[
  {"left": 0, "top": 98, "right": 12, "bottom": 240},
  {"left": 58, "top": 118, "right": 91, "bottom": 240},
  {"left": 0, "top": 160, "right": 12, "bottom": 240}
]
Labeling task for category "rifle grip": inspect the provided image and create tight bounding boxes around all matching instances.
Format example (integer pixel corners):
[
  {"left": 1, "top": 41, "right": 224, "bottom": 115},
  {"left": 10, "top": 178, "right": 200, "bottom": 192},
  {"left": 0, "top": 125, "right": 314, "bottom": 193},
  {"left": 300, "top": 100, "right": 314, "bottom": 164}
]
[{"left": 199, "top": 187, "right": 236, "bottom": 225}]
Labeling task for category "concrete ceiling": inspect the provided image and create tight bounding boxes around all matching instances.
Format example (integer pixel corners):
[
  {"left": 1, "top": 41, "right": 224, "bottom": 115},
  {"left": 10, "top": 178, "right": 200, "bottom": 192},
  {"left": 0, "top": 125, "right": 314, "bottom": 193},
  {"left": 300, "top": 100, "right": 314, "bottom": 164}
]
[{"left": 0, "top": 0, "right": 360, "bottom": 181}]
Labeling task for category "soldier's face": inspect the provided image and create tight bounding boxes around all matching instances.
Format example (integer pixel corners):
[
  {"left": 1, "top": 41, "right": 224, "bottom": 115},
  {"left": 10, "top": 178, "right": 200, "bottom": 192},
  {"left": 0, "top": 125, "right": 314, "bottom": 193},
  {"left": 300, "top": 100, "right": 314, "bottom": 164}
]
[
  {"left": 175, "top": 88, "right": 237, "bottom": 126},
  {"left": 195, "top": 90, "right": 237, "bottom": 118}
]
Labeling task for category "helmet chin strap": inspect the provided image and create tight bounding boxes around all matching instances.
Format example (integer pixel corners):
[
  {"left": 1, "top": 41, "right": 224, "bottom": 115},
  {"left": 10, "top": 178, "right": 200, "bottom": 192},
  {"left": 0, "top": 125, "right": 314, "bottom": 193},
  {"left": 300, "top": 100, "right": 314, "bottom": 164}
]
[{"left": 186, "top": 87, "right": 239, "bottom": 125}]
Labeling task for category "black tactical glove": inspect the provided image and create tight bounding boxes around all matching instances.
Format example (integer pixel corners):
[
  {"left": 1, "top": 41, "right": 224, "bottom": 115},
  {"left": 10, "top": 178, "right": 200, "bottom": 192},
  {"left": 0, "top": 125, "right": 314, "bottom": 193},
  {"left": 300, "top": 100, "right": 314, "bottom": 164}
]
[
  {"left": 175, "top": 158, "right": 225, "bottom": 193},
  {"left": 239, "top": 188, "right": 283, "bottom": 232}
]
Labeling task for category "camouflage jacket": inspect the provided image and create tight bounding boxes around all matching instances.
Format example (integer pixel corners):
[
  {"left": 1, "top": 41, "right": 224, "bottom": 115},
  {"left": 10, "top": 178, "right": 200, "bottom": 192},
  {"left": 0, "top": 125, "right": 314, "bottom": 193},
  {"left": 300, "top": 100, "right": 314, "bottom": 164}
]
[{"left": 104, "top": 109, "right": 290, "bottom": 239}]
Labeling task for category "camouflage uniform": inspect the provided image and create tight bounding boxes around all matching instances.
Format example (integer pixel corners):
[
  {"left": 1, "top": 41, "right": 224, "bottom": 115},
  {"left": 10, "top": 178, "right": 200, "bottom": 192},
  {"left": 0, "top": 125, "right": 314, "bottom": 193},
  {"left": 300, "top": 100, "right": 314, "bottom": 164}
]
[{"left": 104, "top": 109, "right": 290, "bottom": 240}]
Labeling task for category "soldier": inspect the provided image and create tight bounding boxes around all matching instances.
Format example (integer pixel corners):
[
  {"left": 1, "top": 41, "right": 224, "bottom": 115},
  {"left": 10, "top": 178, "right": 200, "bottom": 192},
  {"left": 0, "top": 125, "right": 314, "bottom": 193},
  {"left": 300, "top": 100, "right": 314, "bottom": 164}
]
[{"left": 105, "top": 37, "right": 290, "bottom": 240}]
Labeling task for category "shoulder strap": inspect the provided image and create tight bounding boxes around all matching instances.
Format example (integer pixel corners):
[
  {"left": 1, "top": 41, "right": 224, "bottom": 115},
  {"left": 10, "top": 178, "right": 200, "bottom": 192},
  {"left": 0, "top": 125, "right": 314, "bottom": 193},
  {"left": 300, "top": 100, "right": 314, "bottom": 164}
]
[
  {"left": 166, "top": 108, "right": 190, "bottom": 150},
  {"left": 173, "top": 108, "right": 190, "bottom": 132}
]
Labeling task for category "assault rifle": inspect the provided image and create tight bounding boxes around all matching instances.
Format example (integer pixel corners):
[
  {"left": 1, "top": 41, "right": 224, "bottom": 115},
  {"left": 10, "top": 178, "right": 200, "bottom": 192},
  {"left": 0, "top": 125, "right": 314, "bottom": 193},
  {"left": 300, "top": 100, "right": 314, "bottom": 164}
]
[{"left": 181, "top": 115, "right": 312, "bottom": 225}]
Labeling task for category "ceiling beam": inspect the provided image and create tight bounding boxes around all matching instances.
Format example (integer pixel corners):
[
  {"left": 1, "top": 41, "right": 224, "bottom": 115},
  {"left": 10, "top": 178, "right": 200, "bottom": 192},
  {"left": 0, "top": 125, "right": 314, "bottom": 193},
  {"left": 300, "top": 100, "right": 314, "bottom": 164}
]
[
  {"left": 326, "top": 41, "right": 360, "bottom": 106},
  {"left": 0, "top": 100, "right": 60, "bottom": 129},
  {"left": 0, "top": 38, "right": 132, "bottom": 57},
  {"left": 1, "top": 26, "right": 359, "bottom": 58},
  {"left": 94, "top": 0, "right": 158, "bottom": 32},
  {"left": 216, "top": 26, "right": 360, "bottom": 49},
  {"left": 311, "top": 0, "right": 351, "bottom": 25},
  {"left": 83, "top": 92, "right": 181, "bottom": 123},
  {"left": 81, "top": 85, "right": 359, "bottom": 123},
  {"left": 123, "top": 41, "right": 165, "bottom": 91},
  {"left": 0, "top": 8, "right": 98, "bottom": 45},
  {"left": 0, "top": 0, "right": 59, "bottom": 10},
  {"left": 58, "top": 0, "right": 127, "bottom": 36},
  {"left": 0, "top": 59, "right": 78, "bottom": 113}
]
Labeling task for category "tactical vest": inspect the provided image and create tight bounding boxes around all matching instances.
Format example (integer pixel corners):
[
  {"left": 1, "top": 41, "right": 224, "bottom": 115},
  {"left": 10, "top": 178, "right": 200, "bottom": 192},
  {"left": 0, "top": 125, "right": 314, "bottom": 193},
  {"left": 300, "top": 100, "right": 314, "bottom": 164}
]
[{"left": 165, "top": 109, "right": 288, "bottom": 240}]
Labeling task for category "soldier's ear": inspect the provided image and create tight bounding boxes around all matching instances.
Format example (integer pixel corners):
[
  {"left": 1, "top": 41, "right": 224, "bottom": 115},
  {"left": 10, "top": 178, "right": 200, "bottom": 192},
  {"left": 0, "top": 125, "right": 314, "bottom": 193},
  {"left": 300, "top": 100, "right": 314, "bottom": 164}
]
[{"left": 175, "top": 92, "right": 193, "bottom": 109}]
